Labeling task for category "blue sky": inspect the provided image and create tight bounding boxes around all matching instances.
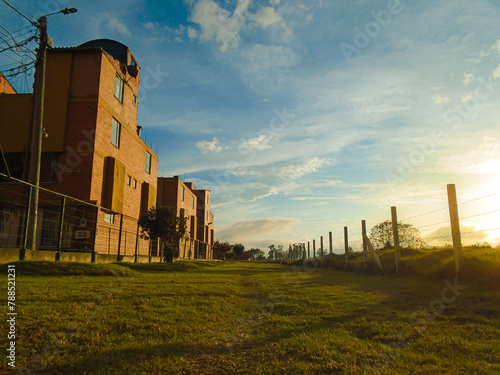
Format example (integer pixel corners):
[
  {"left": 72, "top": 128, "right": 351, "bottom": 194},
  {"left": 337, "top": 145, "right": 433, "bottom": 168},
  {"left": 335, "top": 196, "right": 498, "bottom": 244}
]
[{"left": 2, "top": 0, "right": 500, "bottom": 252}]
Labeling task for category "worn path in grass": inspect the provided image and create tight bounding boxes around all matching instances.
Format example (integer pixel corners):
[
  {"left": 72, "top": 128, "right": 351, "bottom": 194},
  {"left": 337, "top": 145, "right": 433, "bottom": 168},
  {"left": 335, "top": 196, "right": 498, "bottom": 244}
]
[{"left": 2, "top": 261, "right": 499, "bottom": 374}]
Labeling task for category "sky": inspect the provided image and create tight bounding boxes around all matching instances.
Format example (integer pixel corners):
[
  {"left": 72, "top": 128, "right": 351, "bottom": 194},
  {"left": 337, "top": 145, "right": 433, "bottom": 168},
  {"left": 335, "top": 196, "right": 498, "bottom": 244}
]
[{"left": 1, "top": 0, "right": 500, "bottom": 252}]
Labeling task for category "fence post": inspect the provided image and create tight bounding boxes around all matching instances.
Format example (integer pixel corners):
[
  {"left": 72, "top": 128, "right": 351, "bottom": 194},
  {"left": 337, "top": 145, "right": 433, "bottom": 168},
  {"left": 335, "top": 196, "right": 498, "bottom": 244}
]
[
  {"left": 329, "top": 231, "right": 333, "bottom": 256},
  {"left": 134, "top": 221, "right": 140, "bottom": 262},
  {"left": 57, "top": 196, "right": 66, "bottom": 258},
  {"left": 307, "top": 241, "right": 310, "bottom": 259},
  {"left": 391, "top": 206, "right": 401, "bottom": 273},
  {"left": 313, "top": 239, "right": 316, "bottom": 259},
  {"left": 320, "top": 236, "right": 324, "bottom": 259},
  {"left": 447, "top": 184, "right": 463, "bottom": 278},
  {"left": 362, "top": 220, "right": 367, "bottom": 269},
  {"left": 117, "top": 214, "right": 123, "bottom": 260},
  {"left": 344, "top": 227, "right": 349, "bottom": 267}
]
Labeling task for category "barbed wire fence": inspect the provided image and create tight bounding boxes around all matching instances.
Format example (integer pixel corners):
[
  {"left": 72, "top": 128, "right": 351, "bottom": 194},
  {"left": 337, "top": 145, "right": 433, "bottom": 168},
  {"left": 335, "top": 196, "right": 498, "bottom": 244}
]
[{"left": 291, "top": 184, "right": 499, "bottom": 279}]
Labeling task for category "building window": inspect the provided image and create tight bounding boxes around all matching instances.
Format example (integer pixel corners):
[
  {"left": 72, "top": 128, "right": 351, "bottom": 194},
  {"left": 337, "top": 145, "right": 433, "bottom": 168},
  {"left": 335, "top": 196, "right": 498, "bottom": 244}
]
[
  {"left": 146, "top": 152, "right": 151, "bottom": 174},
  {"left": 127, "top": 175, "right": 131, "bottom": 185},
  {"left": 133, "top": 179, "right": 137, "bottom": 189},
  {"left": 104, "top": 213, "right": 115, "bottom": 224},
  {"left": 0, "top": 153, "right": 25, "bottom": 180},
  {"left": 114, "top": 74, "right": 124, "bottom": 103},
  {"left": 181, "top": 186, "right": 185, "bottom": 201},
  {"left": 192, "top": 197, "right": 195, "bottom": 209},
  {"left": 111, "top": 118, "right": 121, "bottom": 148},
  {"left": 132, "top": 94, "right": 137, "bottom": 106}
]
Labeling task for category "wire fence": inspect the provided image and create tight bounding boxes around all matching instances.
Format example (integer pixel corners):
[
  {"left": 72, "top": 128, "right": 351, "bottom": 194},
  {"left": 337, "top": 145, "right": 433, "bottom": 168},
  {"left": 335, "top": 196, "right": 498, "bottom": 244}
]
[{"left": 290, "top": 185, "right": 500, "bottom": 264}]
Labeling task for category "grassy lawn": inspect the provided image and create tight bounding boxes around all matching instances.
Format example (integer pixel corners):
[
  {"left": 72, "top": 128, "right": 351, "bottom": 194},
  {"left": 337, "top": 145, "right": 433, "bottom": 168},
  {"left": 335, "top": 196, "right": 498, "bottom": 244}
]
[{"left": 2, "top": 260, "right": 499, "bottom": 374}]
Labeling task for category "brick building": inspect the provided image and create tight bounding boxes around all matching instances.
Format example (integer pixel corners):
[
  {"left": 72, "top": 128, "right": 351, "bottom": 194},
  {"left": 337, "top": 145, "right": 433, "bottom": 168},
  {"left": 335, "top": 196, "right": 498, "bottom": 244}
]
[
  {"left": 0, "top": 39, "right": 158, "bottom": 257},
  {"left": 157, "top": 177, "right": 214, "bottom": 259}
]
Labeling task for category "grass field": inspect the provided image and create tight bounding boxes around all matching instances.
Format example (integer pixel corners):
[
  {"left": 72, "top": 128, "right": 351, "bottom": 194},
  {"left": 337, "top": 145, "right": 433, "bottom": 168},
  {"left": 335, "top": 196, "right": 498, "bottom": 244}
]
[{"left": 2, "top": 259, "right": 499, "bottom": 374}]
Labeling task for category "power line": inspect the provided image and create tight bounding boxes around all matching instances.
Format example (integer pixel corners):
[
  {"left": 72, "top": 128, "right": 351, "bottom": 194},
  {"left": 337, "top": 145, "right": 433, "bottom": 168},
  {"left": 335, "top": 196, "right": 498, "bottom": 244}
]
[{"left": 0, "top": 0, "right": 35, "bottom": 25}]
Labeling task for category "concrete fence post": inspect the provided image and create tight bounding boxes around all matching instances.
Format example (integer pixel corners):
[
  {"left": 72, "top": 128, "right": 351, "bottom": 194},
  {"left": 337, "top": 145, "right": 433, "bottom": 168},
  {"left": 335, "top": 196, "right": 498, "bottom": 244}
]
[
  {"left": 391, "top": 206, "right": 401, "bottom": 273},
  {"left": 320, "top": 236, "right": 324, "bottom": 259},
  {"left": 307, "top": 241, "right": 310, "bottom": 259},
  {"left": 313, "top": 239, "right": 316, "bottom": 259},
  {"left": 447, "top": 184, "right": 463, "bottom": 277},
  {"left": 329, "top": 231, "right": 333, "bottom": 256},
  {"left": 344, "top": 226, "right": 349, "bottom": 267},
  {"left": 362, "top": 220, "right": 367, "bottom": 269}
]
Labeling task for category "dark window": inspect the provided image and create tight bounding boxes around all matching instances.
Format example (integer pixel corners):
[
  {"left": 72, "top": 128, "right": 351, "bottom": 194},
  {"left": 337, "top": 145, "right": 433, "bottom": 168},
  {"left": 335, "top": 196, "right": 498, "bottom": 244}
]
[
  {"left": 114, "top": 74, "right": 124, "bottom": 103},
  {"left": 0, "top": 153, "right": 26, "bottom": 180},
  {"left": 111, "top": 118, "right": 121, "bottom": 148},
  {"left": 41, "top": 153, "right": 59, "bottom": 183}
]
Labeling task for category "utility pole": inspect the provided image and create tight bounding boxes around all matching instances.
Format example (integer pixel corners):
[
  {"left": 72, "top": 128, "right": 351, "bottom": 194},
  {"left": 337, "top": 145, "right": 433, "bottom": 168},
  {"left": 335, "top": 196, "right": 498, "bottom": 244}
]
[
  {"left": 26, "top": 15, "right": 48, "bottom": 251},
  {"left": 25, "top": 8, "right": 77, "bottom": 252}
]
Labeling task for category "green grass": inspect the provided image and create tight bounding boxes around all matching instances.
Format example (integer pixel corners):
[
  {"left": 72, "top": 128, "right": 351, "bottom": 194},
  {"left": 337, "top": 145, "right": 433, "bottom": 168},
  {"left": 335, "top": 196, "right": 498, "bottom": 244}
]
[
  {"left": 2, "top": 260, "right": 499, "bottom": 374},
  {"left": 304, "top": 246, "right": 500, "bottom": 290}
]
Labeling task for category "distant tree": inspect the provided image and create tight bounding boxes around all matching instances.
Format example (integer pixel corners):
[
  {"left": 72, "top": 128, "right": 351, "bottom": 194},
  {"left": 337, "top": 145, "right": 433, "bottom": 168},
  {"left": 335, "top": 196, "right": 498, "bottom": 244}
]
[
  {"left": 248, "top": 248, "right": 264, "bottom": 261},
  {"left": 268, "top": 245, "right": 276, "bottom": 261},
  {"left": 138, "top": 206, "right": 187, "bottom": 262},
  {"left": 233, "top": 243, "right": 245, "bottom": 257},
  {"left": 213, "top": 240, "right": 233, "bottom": 260},
  {"left": 275, "top": 245, "right": 285, "bottom": 261},
  {"left": 369, "top": 220, "right": 426, "bottom": 250}
]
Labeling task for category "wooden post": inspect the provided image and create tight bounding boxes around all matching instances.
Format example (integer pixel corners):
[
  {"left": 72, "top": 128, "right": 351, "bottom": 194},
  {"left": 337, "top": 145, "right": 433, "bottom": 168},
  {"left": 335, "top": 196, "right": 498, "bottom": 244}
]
[
  {"left": 320, "top": 236, "right": 324, "bottom": 259},
  {"left": 362, "top": 220, "right": 367, "bottom": 269},
  {"left": 329, "top": 231, "right": 333, "bottom": 255},
  {"left": 344, "top": 226, "right": 349, "bottom": 267},
  {"left": 447, "top": 184, "right": 463, "bottom": 277},
  {"left": 364, "top": 234, "right": 383, "bottom": 271},
  {"left": 313, "top": 239, "right": 316, "bottom": 258},
  {"left": 391, "top": 206, "right": 401, "bottom": 273},
  {"left": 307, "top": 241, "right": 310, "bottom": 259}
]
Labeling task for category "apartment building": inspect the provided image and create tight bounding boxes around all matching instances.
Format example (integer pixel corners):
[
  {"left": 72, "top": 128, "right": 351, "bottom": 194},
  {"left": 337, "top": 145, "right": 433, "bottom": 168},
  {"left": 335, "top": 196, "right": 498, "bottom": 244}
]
[{"left": 0, "top": 39, "right": 158, "bottom": 256}]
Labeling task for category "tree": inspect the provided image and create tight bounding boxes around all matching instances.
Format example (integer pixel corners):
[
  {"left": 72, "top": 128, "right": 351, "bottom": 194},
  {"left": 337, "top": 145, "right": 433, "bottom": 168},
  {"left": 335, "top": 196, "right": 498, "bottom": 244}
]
[
  {"left": 138, "top": 206, "right": 187, "bottom": 262},
  {"left": 249, "top": 248, "right": 264, "bottom": 260},
  {"left": 369, "top": 220, "right": 426, "bottom": 250},
  {"left": 213, "top": 240, "right": 233, "bottom": 260},
  {"left": 233, "top": 243, "right": 245, "bottom": 257},
  {"left": 268, "top": 245, "right": 276, "bottom": 260}
]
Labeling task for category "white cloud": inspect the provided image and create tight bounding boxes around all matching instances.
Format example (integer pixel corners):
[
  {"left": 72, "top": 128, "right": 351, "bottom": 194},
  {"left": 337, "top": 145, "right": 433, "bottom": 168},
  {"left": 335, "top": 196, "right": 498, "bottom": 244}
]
[
  {"left": 463, "top": 72, "right": 476, "bottom": 85},
  {"left": 188, "top": 0, "right": 286, "bottom": 52},
  {"left": 424, "top": 226, "right": 489, "bottom": 246},
  {"left": 432, "top": 94, "right": 451, "bottom": 104},
  {"left": 107, "top": 17, "right": 131, "bottom": 36},
  {"left": 190, "top": 0, "right": 249, "bottom": 52},
  {"left": 240, "top": 134, "right": 273, "bottom": 150},
  {"left": 493, "top": 64, "right": 500, "bottom": 80},
  {"left": 251, "top": 7, "right": 282, "bottom": 28},
  {"left": 196, "top": 137, "right": 223, "bottom": 154},
  {"left": 216, "top": 217, "right": 299, "bottom": 243},
  {"left": 187, "top": 27, "right": 198, "bottom": 39}
]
